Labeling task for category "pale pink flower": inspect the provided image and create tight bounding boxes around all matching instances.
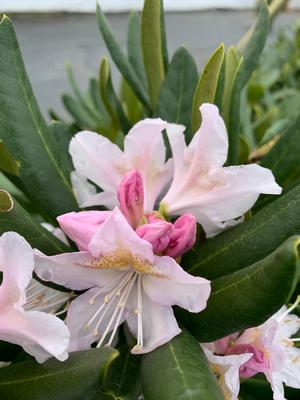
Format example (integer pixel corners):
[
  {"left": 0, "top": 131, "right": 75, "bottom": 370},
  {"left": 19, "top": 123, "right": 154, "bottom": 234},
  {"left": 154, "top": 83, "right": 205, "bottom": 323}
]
[
  {"left": 202, "top": 345, "right": 252, "bottom": 400},
  {"left": 35, "top": 208, "right": 210, "bottom": 354},
  {"left": 135, "top": 220, "right": 173, "bottom": 254},
  {"left": 0, "top": 232, "right": 70, "bottom": 363},
  {"left": 226, "top": 298, "right": 300, "bottom": 400},
  {"left": 69, "top": 119, "right": 172, "bottom": 213},
  {"left": 165, "top": 214, "right": 196, "bottom": 258},
  {"left": 161, "top": 104, "right": 282, "bottom": 237}
]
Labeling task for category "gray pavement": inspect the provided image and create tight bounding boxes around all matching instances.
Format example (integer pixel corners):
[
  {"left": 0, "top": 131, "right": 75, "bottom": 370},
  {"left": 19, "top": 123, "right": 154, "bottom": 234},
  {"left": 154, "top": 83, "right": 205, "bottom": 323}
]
[{"left": 7, "top": 10, "right": 300, "bottom": 119}]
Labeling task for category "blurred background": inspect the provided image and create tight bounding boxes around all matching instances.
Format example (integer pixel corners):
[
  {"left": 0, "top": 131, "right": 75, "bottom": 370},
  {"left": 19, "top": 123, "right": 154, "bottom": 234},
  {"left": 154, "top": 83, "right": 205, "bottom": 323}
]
[{"left": 1, "top": 0, "right": 299, "bottom": 118}]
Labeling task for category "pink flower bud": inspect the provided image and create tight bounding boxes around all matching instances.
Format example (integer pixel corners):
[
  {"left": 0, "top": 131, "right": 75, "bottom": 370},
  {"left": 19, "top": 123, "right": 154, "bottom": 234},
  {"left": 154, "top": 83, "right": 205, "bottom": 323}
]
[
  {"left": 165, "top": 214, "right": 196, "bottom": 258},
  {"left": 117, "top": 169, "right": 144, "bottom": 228},
  {"left": 57, "top": 211, "right": 110, "bottom": 250},
  {"left": 226, "top": 343, "right": 269, "bottom": 378},
  {"left": 136, "top": 220, "right": 173, "bottom": 254}
]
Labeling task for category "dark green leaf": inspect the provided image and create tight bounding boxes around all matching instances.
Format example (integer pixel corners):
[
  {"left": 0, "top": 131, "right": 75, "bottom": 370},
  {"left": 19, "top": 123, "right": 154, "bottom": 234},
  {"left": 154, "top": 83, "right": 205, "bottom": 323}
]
[
  {"left": 155, "top": 46, "right": 198, "bottom": 140},
  {"left": 142, "top": 329, "right": 223, "bottom": 400},
  {"left": 260, "top": 115, "right": 300, "bottom": 188},
  {"left": 228, "top": 1, "right": 269, "bottom": 164},
  {"left": 101, "top": 346, "right": 141, "bottom": 400},
  {"left": 0, "top": 16, "right": 78, "bottom": 219},
  {"left": 127, "top": 11, "right": 148, "bottom": 90},
  {"left": 191, "top": 43, "right": 224, "bottom": 133},
  {"left": 160, "top": 0, "right": 169, "bottom": 73},
  {"left": 0, "top": 190, "right": 69, "bottom": 254},
  {"left": 178, "top": 236, "right": 299, "bottom": 342},
  {"left": 0, "top": 348, "right": 118, "bottom": 400},
  {"left": 185, "top": 181, "right": 300, "bottom": 280},
  {"left": 96, "top": 3, "right": 150, "bottom": 110},
  {"left": 141, "top": 0, "right": 165, "bottom": 108}
]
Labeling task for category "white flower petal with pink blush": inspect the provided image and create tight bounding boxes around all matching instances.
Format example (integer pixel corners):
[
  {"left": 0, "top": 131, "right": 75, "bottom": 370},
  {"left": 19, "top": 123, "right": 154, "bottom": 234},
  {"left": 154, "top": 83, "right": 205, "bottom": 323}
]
[
  {"left": 69, "top": 119, "right": 173, "bottom": 212},
  {"left": 0, "top": 232, "right": 70, "bottom": 363},
  {"left": 35, "top": 208, "right": 210, "bottom": 354},
  {"left": 161, "top": 103, "right": 282, "bottom": 237},
  {"left": 202, "top": 346, "right": 252, "bottom": 400}
]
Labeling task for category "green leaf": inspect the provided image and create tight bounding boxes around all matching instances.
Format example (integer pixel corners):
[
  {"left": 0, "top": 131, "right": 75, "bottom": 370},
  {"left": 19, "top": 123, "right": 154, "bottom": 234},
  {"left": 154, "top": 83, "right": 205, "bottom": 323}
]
[
  {"left": 127, "top": 11, "right": 148, "bottom": 90},
  {"left": 0, "top": 348, "right": 118, "bottom": 400},
  {"left": 62, "top": 94, "right": 98, "bottom": 130},
  {"left": 191, "top": 43, "right": 224, "bottom": 133},
  {"left": 100, "top": 346, "right": 141, "bottom": 400},
  {"left": 0, "top": 16, "right": 78, "bottom": 219},
  {"left": 96, "top": 3, "right": 150, "bottom": 110},
  {"left": 160, "top": 0, "right": 169, "bottom": 73},
  {"left": 184, "top": 181, "right": 300, "bottom": 280},
  {"left": 120, "top": 78, "right": 143, "bottom": 125},
  {"left": 155, "top": 47, "right": 198, "bottom": 140},
  {"left": 99, "top": 57, "right": 130, "bottom": 138},
  {"left": 228, "top": 1, "right": 269, "bottom": 164},
  {"left": 0, "top": 190, "right": 69, "bottom": 254},
  {"left": 221, "top": 46, "right": 242, "bottom": 127},
  {"left": 260, "top": 115, "right": 300, "bottom": 188},
  {"left": 141, "top": 0, "right": 165, "bottom": 108},
  {"left": 142, "top": 329, "right": 223, "bottom": 400},
  {"left": 0, "top": 140, "right": 20, "bottom": 176},
  {"left": 178, "top": 236, "right": 299, "bottom": 342}
]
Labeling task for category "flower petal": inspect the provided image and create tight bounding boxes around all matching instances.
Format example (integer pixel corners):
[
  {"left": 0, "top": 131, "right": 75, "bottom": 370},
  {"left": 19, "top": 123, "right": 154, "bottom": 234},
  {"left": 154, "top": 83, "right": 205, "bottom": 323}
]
[
  {"left": 275, "top": 346, "right": 300, "bottom": 389},
  {"left": 142, "top": 255, "right": 211, "bottom": 313},
  {"left": 66, "top": 283, "right": 127, "bottom": 351},
  {"left": 88, "top": 208, "right": 154, "bottom": 263},
  {"left": 265, "top": 371, "right": 286, "bottom": 400},
  {"left": 126, "top": 291, "right": 181, "bottom": 354},
  {"left": 124, "top": 119, "right": 173, "bottom": 212},
  {"left": 34, "top": 250, "right": 121, "bottom": 291},
  {"left": 0, "top": 232, "right": 34, "bottom": 307},
  {"left": 203, "top": 347, "right": 252, "bottom": 400},
  {"left": 57, "top": 210, "right": 111, "bottom": 251},
  {"left": 0, "top": 308, "right": 70, "bottom": 363},
  {"left": 70, "top": 130, "right": 124, "bottom": 193}
]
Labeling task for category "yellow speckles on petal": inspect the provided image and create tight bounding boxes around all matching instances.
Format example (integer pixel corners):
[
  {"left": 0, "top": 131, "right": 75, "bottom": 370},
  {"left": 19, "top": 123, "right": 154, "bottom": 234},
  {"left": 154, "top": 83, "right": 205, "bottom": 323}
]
[{"left": 86, "top": 248, "right": 162, "bottom": 277}]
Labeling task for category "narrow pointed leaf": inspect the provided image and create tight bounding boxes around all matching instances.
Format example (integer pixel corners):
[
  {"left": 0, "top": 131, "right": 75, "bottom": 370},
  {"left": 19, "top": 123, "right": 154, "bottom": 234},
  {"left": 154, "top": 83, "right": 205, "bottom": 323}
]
[
  {"left": 0, "top": 190, "right": 69, "bottom": 254},
  {"left": 155, "top": 47, "right": 198, "bottom": 140},
  {"left": 96, "top": 3, "right": 150, "bottom": 110},
  {"left": 185, "top": 182, "right": 300, "bottom": 280},
  {"left": 141, "top": 0, "right": 165, "bottom": 108},
  {"left": 228, "top": 1, "right": 269, "bottom": 164},
  {"left": 62, "top": 94, "right": 98, "bottom": 130},
  {"left": 127, "top": 11, "right": 148, "bottom": 90},
  {"left": 142, "top": 330, "right": 223, "bottom": 400},
  {"left": 191, "top": 43, "right": 224, "bottom": 133},
  {"left": 178, "top": 236, "right": 299, "bottom": 342},
  {"left": 0, "top": 16, "right": 78, "bottom": 219},
  {"left": 0, "top": 348, "right": 118, "bottom": 400},
  {"left": 160, "top": 0, "right": 169, "bottom": 72}
]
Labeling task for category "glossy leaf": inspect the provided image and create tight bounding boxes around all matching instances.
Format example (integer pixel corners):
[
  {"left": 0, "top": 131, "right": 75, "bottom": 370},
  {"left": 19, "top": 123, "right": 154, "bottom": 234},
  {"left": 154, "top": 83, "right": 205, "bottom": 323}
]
[
  {"left": 191, "top": 43, "right": 224, "bottom": 133},
  {"left": 185, "top": 181, "right": 300, "bottom": 280},
  {"left": 0, "top": 16, "right": 78, "bottom": 219},
  {"left": 141, "top": 0, "right": 165, "bottom": 108},
  {"left": 228, "top": 1, "right": 269, "bottom": 164},
  {"left": 0, "top": 190, "right": 69, "bottom": 255},
  {"left": 155, "top": 46, "right": 198, "bottom": 140},
  {"left": 0, "top": 348, "right": 118, "bottom": 400},
  {"left": 178, "top": 236, "right": 299, "bottom": 342},
  {"left": 96, "top": 3, "right": 150, "bottom": 110},
  {"left": 260, "top": 115, "right": 300, "bottom": 188},
  {"left": 100, "top": 346, "right": 141, "bottom": 400},
  {"left": 127, "top": 11, "right": 148, "bottom": 90},
  {"left": 0, "top": 140, "right": 20, "bottom": 176},
  {"left": 142, "top": 329, "right": 223, "bottom": 400}
]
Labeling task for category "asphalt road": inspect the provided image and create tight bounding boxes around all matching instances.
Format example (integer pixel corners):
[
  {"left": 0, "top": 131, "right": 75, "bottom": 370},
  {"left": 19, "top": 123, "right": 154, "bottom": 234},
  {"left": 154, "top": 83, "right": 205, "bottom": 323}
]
[{"left": 7, "top": 10, "right": 300, "bottom": 119}]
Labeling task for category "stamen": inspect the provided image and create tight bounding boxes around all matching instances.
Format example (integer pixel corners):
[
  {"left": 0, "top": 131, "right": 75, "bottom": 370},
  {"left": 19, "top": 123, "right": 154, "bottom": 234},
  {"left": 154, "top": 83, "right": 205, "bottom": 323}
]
[
  {"left": 97, "top": 273, "right": 137, "bottom": 348},
  {"left": 26, "top": 287, "right": 46, "bottom": 303},
  {"left": 85, "top": 272, "right": 133, "bottom": 332},
  {"left": 137, "top": 274, "right": 143, "bottom": 349},
  {"left": 278, "top": 296, "right": 300, "bottom": 322},
  {"left": 291, "top": 338, "right": 300, "bottom": 342}
]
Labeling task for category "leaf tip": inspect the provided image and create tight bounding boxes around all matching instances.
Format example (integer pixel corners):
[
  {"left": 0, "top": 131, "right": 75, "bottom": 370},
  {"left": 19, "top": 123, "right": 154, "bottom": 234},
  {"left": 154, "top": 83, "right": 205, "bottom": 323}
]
[{"left": 0, "top": 190, "right": 14, "bottom": 212}]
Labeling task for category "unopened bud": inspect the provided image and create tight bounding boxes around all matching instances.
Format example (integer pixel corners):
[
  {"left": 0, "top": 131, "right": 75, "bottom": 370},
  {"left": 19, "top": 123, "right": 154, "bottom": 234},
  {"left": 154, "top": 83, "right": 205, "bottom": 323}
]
[
  {"left": 117, "top": 169, "right": 144, "bottom": 228},
  {"left": 165, "top": 214, "right": 196, "bottom": 258}
]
